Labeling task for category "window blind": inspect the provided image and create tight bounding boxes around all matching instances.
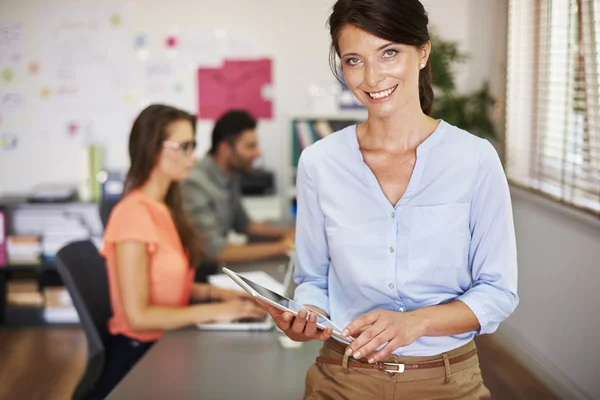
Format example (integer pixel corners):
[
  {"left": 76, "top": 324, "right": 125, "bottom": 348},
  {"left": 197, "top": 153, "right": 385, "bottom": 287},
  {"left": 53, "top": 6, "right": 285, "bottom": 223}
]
[{"left": 506, "top": 0, "right": 600, "bottom": 214}]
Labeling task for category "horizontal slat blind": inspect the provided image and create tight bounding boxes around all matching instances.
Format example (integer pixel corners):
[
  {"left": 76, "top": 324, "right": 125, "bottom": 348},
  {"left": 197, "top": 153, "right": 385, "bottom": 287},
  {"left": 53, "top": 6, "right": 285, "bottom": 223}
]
[{"left": 506, "top": 0, "right": 600, "bottom": 214}]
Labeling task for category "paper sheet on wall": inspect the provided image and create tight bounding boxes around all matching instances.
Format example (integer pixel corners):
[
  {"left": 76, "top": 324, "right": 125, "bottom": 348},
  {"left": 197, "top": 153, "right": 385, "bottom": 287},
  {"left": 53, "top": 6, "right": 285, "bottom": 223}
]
[
  {"left": 144, "top": 58, "right": 177, "bottom": 102},
  {"left": 32, "top": 105, "right": 134, "bottom": 145},
  {"left": 0, "top": 21, "right": 25, "bottom": 68},
  {"left": 197, "top": 58, "right": 273, "bottom": 120},
  {"left": 33, "top": 4, "right": 133, "bottom": 114},
  {"left": 223, "top": 33, "right": 259, "bottom": 60},
  {"left": 181, "top": 30, "right": 259, "bottom": 68},
  {"left": 0, "top": 90, "right": 27, "bottom": 114},
  {"left": 181, "top": 30, "right": 226, "bottom": 68},
  {"left": 0, "top": 133, "right": 18, "bottom": 150}
]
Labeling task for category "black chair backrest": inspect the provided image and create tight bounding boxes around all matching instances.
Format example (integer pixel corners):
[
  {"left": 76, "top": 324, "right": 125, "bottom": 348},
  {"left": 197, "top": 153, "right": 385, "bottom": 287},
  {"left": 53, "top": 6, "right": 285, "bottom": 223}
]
[
  {"left": 55, "top": 240, "right": 112, "bottom": 383},
  {"left": 99, "top": 197, "right": 120, "bottom": 229}
]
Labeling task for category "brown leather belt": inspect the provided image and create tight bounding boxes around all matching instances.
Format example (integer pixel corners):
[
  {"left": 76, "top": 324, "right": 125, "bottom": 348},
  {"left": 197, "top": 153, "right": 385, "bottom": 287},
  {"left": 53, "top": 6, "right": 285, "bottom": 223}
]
[{"left": 317, "top": 339, "right": 477, "bottom": 373}]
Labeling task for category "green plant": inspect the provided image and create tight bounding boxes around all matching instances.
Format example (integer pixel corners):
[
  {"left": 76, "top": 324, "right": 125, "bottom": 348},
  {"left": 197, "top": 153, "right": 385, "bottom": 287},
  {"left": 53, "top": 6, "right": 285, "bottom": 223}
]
[{"left": 429, "top": 32, "right": 498, "bottom": 141}]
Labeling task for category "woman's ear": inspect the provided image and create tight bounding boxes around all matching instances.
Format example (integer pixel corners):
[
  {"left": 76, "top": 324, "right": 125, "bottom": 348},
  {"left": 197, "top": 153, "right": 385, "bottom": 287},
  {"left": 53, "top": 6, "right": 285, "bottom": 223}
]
[{"left": 419, "top": 41, "right": 431, "bottom": 69}]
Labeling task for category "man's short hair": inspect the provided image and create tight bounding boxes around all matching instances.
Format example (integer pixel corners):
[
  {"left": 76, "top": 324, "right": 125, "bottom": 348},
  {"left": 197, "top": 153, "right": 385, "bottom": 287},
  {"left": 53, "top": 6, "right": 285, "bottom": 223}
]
[{"left": 209, "top": 110, "right": 257, "bottom": 155}]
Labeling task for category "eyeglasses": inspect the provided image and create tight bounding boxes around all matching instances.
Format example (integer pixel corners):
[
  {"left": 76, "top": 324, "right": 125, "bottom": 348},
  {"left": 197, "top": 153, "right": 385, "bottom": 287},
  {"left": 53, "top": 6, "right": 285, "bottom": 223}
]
[{"left": 163, "top": 140, "right": 197, "bottom": 156}]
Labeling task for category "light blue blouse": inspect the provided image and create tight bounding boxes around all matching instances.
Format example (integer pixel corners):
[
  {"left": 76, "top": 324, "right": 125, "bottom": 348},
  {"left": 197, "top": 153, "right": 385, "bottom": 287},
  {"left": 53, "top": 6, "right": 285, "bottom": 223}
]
[{"left": 293, "top": 120, "right": 519, "bottom": 356}]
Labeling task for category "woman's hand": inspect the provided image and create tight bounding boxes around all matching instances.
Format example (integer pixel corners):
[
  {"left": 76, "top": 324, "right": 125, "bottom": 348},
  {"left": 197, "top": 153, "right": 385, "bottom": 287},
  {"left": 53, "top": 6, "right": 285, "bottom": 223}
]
[
  {"left": 255, "top": 299, "right": 333, "bottom": 342},
  {"left": 210, "top": 286, "right": 252, "bottom": 301},
  {"left": 341, "top": 309, "right": 427, "bottom": 363},
  {"left": 212, "top": 298, "right": 268, "bottom": 322}
]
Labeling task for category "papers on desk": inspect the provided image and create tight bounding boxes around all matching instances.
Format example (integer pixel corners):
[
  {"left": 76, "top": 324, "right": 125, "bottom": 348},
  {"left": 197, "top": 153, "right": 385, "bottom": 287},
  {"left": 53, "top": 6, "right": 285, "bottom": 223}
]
[
  {"left": 241, "top": 195, "right": 282, "bottom": 222},
  {"left": 208, "top": 270, "right": 284, "bottom": 294}
]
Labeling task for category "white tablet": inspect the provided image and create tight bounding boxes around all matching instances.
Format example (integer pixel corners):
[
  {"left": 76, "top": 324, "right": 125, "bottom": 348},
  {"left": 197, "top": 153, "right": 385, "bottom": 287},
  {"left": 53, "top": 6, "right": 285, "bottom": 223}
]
[{"left": 222, "top": 267, "right": 354, "bottom": 344}]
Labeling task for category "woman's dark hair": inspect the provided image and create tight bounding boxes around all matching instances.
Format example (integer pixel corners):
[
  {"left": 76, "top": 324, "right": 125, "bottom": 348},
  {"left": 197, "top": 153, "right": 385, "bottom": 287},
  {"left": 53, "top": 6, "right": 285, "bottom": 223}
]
[
  {"left": 328, "top": 0, "right": 434, "bottom": 115},
  {"left": 125, "top": 104, "right": 203, "bottom": 268}
]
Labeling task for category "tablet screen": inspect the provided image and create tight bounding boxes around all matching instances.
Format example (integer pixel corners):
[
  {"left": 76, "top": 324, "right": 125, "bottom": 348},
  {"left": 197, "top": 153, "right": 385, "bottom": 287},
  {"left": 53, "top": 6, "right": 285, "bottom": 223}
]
[{"left": 236, "top": 274, "right": 345, "bottom": 333}]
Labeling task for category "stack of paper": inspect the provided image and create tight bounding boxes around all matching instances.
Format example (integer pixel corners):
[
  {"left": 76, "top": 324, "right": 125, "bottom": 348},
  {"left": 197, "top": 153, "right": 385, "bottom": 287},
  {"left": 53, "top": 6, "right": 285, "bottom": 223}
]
[
  {"left": 43, "top": 287, "right": 79, "bottom": 323},
  {"left": 43, "top": 308, "right": 79, "bottom": 323},
  {"left": 42, "top": 219, "right": 89, "bottom": 261},
  {"left": 7, "top": 236, "right": 41, "bottom": 264}
]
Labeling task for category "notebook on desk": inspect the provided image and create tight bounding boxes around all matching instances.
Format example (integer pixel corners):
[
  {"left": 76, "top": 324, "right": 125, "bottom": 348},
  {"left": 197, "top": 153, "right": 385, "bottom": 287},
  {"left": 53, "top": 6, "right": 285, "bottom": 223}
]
[{"left": 196, "top": 255, "right": 295, "bottom": 332}]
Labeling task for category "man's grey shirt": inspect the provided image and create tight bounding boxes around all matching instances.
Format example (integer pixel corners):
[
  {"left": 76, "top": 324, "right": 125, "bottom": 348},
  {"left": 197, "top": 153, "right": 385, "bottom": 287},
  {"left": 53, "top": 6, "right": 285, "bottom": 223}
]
[{"left": 181, "top": 156, "right": 250, "bottom": 260}]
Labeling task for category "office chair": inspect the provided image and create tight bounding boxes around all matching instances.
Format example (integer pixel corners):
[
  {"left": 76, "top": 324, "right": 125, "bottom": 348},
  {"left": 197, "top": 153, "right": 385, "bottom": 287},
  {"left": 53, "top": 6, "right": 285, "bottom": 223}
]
[{"left": 54, "top": 240, "right": 112, "bottom": 400}]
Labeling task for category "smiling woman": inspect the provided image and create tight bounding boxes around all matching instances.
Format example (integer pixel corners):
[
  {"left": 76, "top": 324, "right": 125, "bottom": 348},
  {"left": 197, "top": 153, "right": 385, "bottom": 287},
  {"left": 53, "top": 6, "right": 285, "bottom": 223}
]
[
  {"left": 255, "top": 0, "right": 519, "bottom": 399},
  {"left": 329, "top": 1, "right": 434, "bottom": 116},
  {"left": 335, "top": 26, "right": 430, "bottom": 114}
]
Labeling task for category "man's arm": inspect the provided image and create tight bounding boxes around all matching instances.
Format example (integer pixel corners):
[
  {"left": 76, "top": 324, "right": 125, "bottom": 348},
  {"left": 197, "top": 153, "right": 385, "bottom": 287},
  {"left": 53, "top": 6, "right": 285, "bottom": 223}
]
[
  {"left": 231, "top": 182, "right": 294, "bottom": 240},
  {"left": 247, "top": 221, "right": 295, "bottom": 240},
  {"left": 181, "top": 178, "right": 229, "bottom": 261},
  {"left": 182, "top": 178, "right": 291, "bottom": 264},
  {"left": 215, "top": 241, "right": 291, "bottom": 263}
]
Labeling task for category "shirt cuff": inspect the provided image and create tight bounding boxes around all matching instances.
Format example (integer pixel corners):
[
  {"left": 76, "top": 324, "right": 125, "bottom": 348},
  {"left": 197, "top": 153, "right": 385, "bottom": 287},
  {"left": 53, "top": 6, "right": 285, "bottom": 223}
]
[
  {"left": 293, "top": 282, "right": 330, "bottom": 317},
  {"left": 456, "top": 291, "right": 491, "bottom": 335}
]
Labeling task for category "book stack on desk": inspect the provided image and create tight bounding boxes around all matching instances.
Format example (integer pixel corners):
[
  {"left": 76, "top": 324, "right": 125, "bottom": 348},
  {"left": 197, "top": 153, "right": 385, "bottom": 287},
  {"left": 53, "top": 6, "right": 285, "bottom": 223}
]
[
  {"left": 6, "top": 236, "right": 41, "bottom": 265},
  {"left": 7, "top": 280, "right": 44, "bottom": 306}
]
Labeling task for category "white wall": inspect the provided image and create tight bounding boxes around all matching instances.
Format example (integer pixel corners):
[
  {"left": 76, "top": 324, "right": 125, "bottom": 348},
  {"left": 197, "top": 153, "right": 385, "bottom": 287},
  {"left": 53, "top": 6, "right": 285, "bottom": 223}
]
[
  {"left": 423, "top": 0, "right": 508, "bottom": 97},
  {"left": 498, "top": 187, "right": 600, "bottom": 400},
  {"left": 0, "top": 0, "right": 338, "bottom": 203},
  {"left": 0, "top": 0, "right": 507, "bottom": 203}
]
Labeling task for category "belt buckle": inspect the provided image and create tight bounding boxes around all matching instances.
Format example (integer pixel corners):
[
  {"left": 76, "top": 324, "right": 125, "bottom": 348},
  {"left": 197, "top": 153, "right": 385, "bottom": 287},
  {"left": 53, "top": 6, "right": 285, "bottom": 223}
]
[{"left": 382, "top": 362, "right": 405, "bottom": 373}]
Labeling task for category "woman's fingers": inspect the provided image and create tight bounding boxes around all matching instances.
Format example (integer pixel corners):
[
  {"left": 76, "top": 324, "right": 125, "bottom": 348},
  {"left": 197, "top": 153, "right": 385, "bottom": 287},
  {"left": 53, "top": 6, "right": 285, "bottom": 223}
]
[
  {"left": 254, "top": 304, "right": 331, "bottom": 341},
  {"left": 303, "top": 312, "right": 319, "bottom": 337},
  {"left": 291, "top": 308, "right": 309, "bottom": 334}
]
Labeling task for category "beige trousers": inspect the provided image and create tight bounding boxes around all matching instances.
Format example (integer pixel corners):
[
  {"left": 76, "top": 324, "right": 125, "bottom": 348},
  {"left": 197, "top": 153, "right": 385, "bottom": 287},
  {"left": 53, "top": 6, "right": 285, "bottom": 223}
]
[{"left": 304, "top": 339, "right": 491, "bottom": 400}]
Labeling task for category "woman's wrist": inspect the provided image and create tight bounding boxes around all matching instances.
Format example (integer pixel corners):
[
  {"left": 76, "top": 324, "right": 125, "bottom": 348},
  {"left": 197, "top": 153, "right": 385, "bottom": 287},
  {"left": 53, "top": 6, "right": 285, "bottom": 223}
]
[
  {"left": 405, "top": 309, "right": 431, "bottom": 339},
  {"left": 193, "top": 284, "right": 214, "bottom": 302}
]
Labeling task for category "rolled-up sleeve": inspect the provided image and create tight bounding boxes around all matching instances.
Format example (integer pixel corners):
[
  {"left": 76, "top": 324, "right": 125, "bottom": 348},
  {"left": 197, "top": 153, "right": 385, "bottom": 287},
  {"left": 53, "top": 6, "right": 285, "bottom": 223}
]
[
  {"left": 181, "top": 179, "right": 227, "bottom": 261},
  {"left": 232, "top": 187, "right": 251, "bottom": 234},
  {"left": 456, "top": 140, "right": 519, "bottom": 335},
  {"left": 293, "top": 149, "right": 331, "bottom": 315}
]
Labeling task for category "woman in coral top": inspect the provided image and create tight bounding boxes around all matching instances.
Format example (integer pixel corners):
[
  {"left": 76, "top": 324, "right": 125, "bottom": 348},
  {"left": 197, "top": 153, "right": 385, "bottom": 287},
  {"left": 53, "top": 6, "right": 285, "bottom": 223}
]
[{"left": 94, "top": 104, "right": 266, "bottom": 398}]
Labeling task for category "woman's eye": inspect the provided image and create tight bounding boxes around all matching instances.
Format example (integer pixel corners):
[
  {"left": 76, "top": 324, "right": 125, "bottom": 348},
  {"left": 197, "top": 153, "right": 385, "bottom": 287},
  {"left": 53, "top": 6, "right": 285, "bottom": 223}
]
[{"left": 384, "top": 49, "right": 398, "bottom": 57}]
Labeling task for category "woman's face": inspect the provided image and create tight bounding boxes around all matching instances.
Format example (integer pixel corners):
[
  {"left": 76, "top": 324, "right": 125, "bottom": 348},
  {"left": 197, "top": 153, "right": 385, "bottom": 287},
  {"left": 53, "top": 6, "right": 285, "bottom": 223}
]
[
  {"left": 338, "top": 25, "right": 430, "bottom": 118},
  {"left": 155, "top": 119, "right": 198, "bottom": 182}
]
